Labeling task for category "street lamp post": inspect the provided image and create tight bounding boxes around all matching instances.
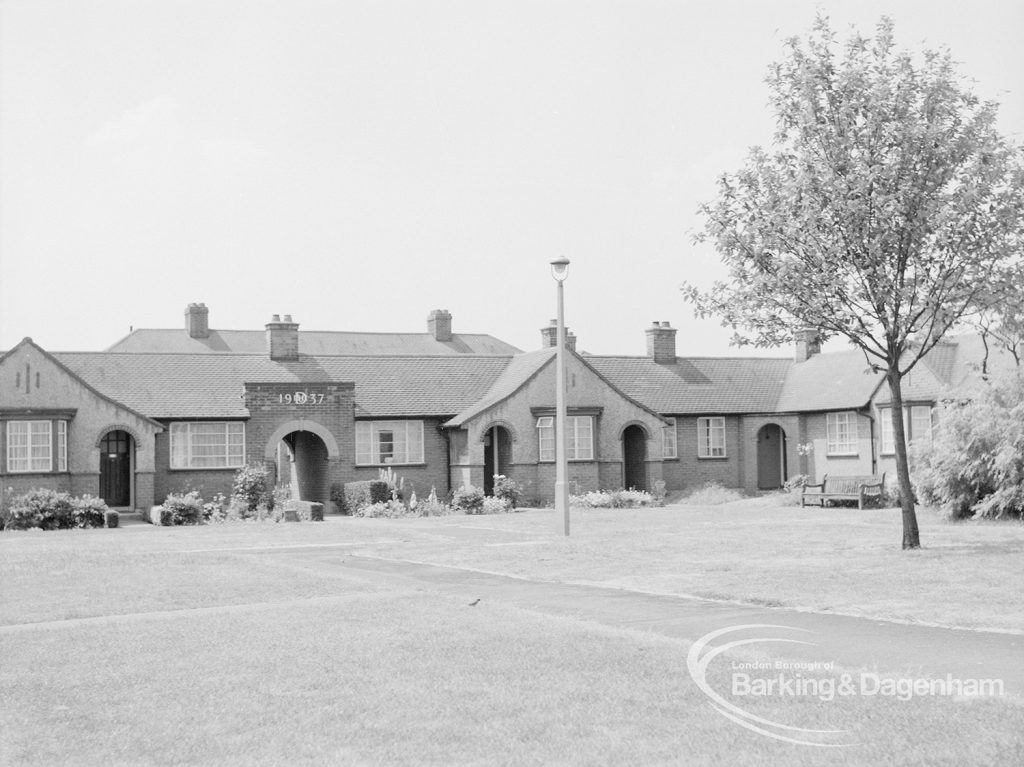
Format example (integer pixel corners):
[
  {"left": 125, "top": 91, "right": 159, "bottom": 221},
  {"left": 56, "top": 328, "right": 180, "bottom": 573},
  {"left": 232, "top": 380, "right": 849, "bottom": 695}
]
[{"left": 550, "top": 257, "right": 571, "bottom": 536}]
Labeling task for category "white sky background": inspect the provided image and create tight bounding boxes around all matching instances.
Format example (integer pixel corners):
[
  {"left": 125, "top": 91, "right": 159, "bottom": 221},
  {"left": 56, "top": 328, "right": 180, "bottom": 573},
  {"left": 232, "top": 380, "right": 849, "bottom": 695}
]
[{"left": 1, "top": 1, "right": 1022, "bottom": 357}]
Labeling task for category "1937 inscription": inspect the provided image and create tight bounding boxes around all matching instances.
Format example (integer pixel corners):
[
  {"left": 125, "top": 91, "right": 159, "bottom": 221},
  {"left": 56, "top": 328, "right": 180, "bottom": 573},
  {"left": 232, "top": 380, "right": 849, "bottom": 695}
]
[{"left": 278, "top": 392, "right": 325, "bottom": 405}]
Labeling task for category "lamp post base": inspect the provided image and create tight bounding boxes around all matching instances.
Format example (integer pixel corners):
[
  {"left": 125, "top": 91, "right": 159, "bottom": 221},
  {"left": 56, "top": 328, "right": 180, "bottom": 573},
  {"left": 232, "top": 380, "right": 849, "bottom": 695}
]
[{"left": 554, "top": 479, "right": 570, "bottom": 536}]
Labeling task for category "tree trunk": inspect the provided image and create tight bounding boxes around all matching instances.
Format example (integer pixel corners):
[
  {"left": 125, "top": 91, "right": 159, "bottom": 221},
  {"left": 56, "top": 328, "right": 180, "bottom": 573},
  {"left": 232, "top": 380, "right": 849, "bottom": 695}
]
[{"left": 887, "top": 370, "right": 921, "bottom": 549}]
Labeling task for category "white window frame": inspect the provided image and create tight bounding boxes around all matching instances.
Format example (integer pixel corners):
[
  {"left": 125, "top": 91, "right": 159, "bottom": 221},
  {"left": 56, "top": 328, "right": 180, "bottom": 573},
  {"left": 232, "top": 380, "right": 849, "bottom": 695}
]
[
  {"left": 536, "top": 416, "right": 555, "bottom": 462},
  {"left": 662, "top": 417, "right": 677, "bottom": 459},
  {"left": 57, "top": 421, "right": 68, "bottom": 472},
  {"left": 568, "top": 416, "right": 594, "bottom": 461},
  {"left": 536, "top": 415, "right": 594, "bottom": 462},
  {"left": 355, "top": 421, "right": 424, "bottom": 465},
  {"left": 909, "top": 406, "right": 933, "bottom": 447},
  {"left": 697, "top": 417, "right": 726, "bottom": 458},
  {"left": 879, "top": 406, "right": 933, "bottom": 454},
  {"left": 169, "top": 422, "right": 246, "bottom": 469},
  {"left": 879, "top": 407, "right": 897, "bottom": 455},
  {"left": 6, "top": 420, "right": 52, "bottom": 473},
  {"left": 826, "top": 412, "right": 858, "bottom": 456}
]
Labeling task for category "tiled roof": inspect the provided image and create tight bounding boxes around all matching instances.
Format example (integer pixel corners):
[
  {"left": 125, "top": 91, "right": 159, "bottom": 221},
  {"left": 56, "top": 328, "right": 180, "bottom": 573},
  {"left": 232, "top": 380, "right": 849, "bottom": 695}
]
[
  {"left": 774, "top": 349, "right": 883, "bottom": 412},
  {"left": 105, "top": 329, "right": 522, "bottom": 356},
  {"left": 446, "top": 349, "right": 556, "bottom": 426},
  {"left": 586, "top": 356, "right": 793, "bottom": 414},
  {"left": 54, "top": 353, "right": 511, "bottom": 419},
  {"left": 40, "top": 333, "right": 1005, "bottom": 423}
]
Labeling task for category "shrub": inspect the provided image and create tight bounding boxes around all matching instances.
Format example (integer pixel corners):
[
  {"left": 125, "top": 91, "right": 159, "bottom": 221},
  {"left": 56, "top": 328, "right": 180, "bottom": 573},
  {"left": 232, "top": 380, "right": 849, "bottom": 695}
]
[
  {"left": 355, "top": 499, "right": 414, "bottom": 518},
  {"left": 571, "top": 491, "right": 614, "bottom": 508},
  {"left": 453, "top": 485, "right": 485, "bottom": 514},
  {"left": 610, "top": 489, "right": 656, "bottom": 508},
  {"left": 104, "top": 509, "right": 120, "bottom": 528},
  {"left": 5, "top": 489, "right": 75, "bottom": 530},
  {"left": 202, "top": 493, "right": 227, "bottom": 523},
  {"left": 680, "top": 483, "right": 744, "bottom": 506},
  {"left": 417, "top": 487, "right": 453, "bottom": 517},
  {"left": 232, "top": 463, "right": 274, "bottom": 512},
  {"left": 161, "top": 491, "right": 204, "bottom": 525},
  {"left": 914, "top": 373, "right": 1024, "bottom": 520},
  {"left": 70, "top": 495, "right": 108, "bottom": 529},
  {"left": 343, "top": 481, "right": 373, "bottom": 514},
  {"left": 369, "top": 480, "right": 391, "bottom": 505},
  {"left": 492, "top": 475, "right": 522, "bottom": 509},
  {"left": 481, "top": 497, "right": 511, "bottom": 514},
  {"left": 330, "top": 483, "right": 348, "bottom": 515}
]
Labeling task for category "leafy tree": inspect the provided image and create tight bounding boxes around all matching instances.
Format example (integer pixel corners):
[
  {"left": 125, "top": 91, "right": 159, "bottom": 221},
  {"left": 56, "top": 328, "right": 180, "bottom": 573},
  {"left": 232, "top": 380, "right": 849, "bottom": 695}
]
[
  {"left": 913, "top": 371, "right": 1024, "bottom": 520},
  {"left": 971, "top": 264, "right": 1024, "bottom": 372},
  {"left": 684, "top": 16, "right": 1024, "bottom": 549}
]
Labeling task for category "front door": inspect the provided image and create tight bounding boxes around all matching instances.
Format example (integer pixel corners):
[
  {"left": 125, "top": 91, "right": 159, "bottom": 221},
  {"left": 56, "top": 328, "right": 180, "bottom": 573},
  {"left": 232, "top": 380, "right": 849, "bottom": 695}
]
[
  {"left": 100, "top": 430, "right": 132, "bottom": 507},
  {"left": 622, "top": 425, "right": 648, "bottom": 491},
  {"left": 757, "top": 424, "right": 786, "bottom": 490}
]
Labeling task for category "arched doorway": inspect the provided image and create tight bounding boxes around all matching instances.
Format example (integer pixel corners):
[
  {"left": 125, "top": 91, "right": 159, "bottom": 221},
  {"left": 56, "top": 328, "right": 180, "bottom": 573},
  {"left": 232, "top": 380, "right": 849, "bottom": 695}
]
[
  {"left": 99, "top": 430, "right": 134, "bottom": 507},
  {"left": 622, "top": 425, "right": 648, "bottom": 491},
  {"left": 483, "top": 425, "right": 513, "bottom": 495},
  {"left": 757, "top": 424, "right": 787, "bottom": 490},
  {"left": 278, "top": 431, "right": 330, "bottom": 506}
]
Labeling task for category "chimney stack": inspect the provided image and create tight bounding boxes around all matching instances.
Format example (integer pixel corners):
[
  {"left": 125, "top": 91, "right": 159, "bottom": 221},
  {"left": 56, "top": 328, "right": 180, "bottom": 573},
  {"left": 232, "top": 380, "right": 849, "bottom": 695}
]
[
  {"left": 645, "top": 321, "right": 676, "bottom": 364},
  {"left": 427, "top": 309, "right": 453, "bottom": 342},
  {"left": 266, "top": 314, "right": 299, "bottom": 361},
  {"left": 541, "top": 319, "right": 576, "bottom": 351},
  {"left": 185, "top": 303, "right": 209, "bottom": 339},
  {"left": 793, "top": 327, "right": 821, "bottom": 363}
]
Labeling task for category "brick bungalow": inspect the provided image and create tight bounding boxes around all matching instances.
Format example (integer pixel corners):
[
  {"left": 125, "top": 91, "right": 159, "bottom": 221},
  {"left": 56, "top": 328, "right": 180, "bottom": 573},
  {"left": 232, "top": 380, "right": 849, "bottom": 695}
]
[{"left": 0, "top": 304, "right": 1011, "bottom": 511}]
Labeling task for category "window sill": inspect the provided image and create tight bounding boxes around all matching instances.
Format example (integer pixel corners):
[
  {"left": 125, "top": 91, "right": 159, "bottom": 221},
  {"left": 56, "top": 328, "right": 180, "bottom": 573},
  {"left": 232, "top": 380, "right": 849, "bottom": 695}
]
[
  {"left": 697, "top": 456, "right": 728, "bottom": 461},
  {"left": 825, "top": 453, "right": 860, "bottom": 458},
  {"left": 356, "top": 463, "right": 427, "bottom": 468},
  {"left": 169, "top": 466, "right": 245, "bottom": 471}
]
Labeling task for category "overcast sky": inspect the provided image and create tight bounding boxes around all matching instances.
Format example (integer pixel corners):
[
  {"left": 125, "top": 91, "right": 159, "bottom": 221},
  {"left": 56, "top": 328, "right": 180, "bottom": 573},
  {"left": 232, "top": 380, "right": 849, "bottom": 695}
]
[{"left": 2, "top": 1, "right": 1022, "bottom": 357}]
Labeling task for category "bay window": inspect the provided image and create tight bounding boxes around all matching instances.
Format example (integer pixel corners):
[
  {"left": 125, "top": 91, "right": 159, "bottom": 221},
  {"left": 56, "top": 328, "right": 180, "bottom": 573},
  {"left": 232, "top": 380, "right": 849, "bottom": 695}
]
[{"left": 536, "top": 415, "right": 594, "bottom": 461}]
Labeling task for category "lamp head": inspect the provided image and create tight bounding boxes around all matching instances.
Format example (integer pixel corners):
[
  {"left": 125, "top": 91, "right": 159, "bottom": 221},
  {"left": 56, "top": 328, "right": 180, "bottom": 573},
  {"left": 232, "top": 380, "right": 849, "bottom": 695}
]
[{"left": 549, "top": 257, "right": 570, "bottom": 282}]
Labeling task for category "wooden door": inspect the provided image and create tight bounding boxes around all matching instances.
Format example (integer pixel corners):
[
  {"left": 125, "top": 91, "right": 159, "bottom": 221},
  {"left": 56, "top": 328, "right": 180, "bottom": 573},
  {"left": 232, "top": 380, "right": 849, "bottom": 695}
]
[{"left": 100, "top": 431, "right": 132, "bottom": 507}]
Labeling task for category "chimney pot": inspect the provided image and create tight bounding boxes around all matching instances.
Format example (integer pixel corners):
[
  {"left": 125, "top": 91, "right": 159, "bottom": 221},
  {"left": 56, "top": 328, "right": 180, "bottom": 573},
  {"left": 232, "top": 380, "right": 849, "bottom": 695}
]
[
  {"left": 540, "top": 321, "right": 574, "bottom": 350},
  {"left": 185, "top": 303, "right": 210, "bottom": 339},
  {"left": 645, "top": 321, "right": 677, "bottom": 364},
  {"left": 427, "top": 309, "right": 453, "bottom": 342},
  {"left": 266, "top": 314, "right": 299, "bottom": 361},
  {"left": 793, "top": 327, "right": 821, "bottom": 363}
]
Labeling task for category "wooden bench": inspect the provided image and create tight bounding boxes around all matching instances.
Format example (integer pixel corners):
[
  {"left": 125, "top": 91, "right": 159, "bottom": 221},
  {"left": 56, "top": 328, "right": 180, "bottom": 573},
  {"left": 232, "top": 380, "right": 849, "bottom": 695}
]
[{"left": 801, "top": 474, "right": 885, "bottom": 509}]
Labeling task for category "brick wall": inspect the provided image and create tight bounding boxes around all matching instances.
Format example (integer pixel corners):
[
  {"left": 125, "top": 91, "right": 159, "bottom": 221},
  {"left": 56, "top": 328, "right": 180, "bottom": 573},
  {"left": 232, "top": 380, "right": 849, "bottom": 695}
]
[
  {"left": 802, "top": 411, "right": 876, "bottom": 482},
  {"left": 455, "top": 353, "right": 669, "bottom": 503},
  {"left": 0, "top": 341, "right": 161, "bottom": 510}
]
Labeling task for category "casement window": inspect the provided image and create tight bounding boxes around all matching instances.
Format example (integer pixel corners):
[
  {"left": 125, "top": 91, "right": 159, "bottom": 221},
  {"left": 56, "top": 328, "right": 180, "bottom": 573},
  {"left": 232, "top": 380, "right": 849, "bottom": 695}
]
[
  {"left": 826, "top": 412, "right": 858, "bottom": 456},
  {"left": 170, "top": 422, "right": 245, "bottom": 469},
  {"left": 355, "top": 421, "right": 424, "bottom": 465},
  {"left": 663, "top": 418, "right": 678, "bottom": 459},
  {"left": 537, "top": 416, "right": 555, "bottom": 462},
  {"left": 909, "top": 406, "right": 933, "bottom": 446},
  {"left": 536, "top": 415, "right": 594, "bottom": 461},
  {"left": 697, "top": 417, "right": 726, "bottom": 458},
  {"left": 6, "top": 420, "right": 60, "bottom": 473},
  {"left": 879, "top": 406, "right": 933, "bottom": 454},
  {"left": 57, "top": 421, "right": 67, "bottom": 472}
]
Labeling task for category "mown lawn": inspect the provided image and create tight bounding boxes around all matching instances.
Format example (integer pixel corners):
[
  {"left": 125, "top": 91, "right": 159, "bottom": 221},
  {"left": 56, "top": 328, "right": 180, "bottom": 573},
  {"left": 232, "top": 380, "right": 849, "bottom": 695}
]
[{"left": 2, "top": 501, "right": 1022, "bottom": 765}]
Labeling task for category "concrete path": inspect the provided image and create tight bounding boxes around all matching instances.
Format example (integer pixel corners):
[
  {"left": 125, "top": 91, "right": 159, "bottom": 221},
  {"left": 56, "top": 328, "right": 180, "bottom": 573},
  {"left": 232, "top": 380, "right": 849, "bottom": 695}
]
[{"left": 270, "top": 548, "right": 1024, "bottom": 697}]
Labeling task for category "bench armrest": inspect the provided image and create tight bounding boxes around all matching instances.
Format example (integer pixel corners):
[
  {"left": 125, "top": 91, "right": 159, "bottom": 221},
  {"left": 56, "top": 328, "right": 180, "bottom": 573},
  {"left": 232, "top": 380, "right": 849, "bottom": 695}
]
[{"left": 802, "top": 482, "right": 825, "bottom": 492}]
